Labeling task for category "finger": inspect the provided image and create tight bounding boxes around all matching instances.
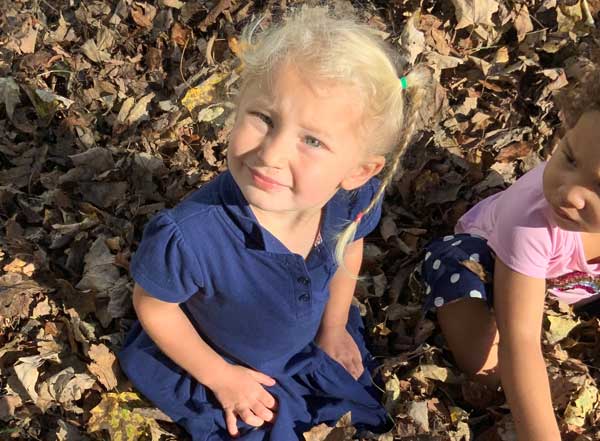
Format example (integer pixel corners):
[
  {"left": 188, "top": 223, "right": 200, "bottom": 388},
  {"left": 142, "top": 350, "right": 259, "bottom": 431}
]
[
  {"left": 225, "top": 410, "right": 239, "bottom": 437},
  {"left": 259, "top": 389, "right": 277, "bottom": 410},
  {"left": 239, "top": 408, "right": 265, "bottom": 427},
  {"left": 251, "top": 402, "right": 275, "bottom": 422},
  {"left": 249, "top": 370, "right": 276, "bottom": 386}
]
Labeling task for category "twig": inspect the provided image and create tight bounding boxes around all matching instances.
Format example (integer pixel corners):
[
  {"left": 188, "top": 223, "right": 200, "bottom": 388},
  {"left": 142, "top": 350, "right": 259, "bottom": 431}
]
[{"left": 200, "top": 0, "right": 234, "bottom": 32}]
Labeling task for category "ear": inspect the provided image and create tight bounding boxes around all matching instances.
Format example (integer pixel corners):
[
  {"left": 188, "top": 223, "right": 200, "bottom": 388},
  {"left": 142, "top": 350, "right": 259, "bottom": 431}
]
[{"left": 340, "top": 155, "right": 386, "bottom": 191}]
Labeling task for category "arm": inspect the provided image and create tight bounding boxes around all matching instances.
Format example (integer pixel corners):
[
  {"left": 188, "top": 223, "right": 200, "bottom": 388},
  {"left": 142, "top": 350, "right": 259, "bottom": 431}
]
[
  {"left": 316, "top": 238, "right": 365, "bottom": 379},
  {"left": 494, "top": 259, "right": 561, "bottom": 441},
  {"left": 132, "top": 284, "right": 276, "bottom": 436}
]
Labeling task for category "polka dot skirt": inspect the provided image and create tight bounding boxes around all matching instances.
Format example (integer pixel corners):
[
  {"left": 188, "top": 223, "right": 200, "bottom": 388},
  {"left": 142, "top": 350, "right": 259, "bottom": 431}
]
[{"left": 420, "top": 234, "right": 496, "bottom": 311}]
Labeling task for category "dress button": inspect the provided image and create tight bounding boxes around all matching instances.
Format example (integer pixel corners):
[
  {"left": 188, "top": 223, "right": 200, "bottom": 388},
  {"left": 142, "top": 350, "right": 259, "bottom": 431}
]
[
  {"left": 297, "top": 276, "right": 310, "bottom": 285},
  {"left": 298, "top": 293, "right": 310, "bottom": 302}
]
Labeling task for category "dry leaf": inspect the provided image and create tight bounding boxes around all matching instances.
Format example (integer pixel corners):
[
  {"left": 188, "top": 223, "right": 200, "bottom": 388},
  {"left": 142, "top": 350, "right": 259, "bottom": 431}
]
[
  {"left": 514, "top": 4, "right": 534, "bottom": 42},
  {"left": 398, "top": 12, "right": 425, "bottom": 64},
  {"left": 564, "top": 381, "right": 598, "bottom": 427},
  {"left": 0, "top": 77, "right": 21, "bottom": 120},
  {"left": 181, "top": 71, "right": 229, "bottom": 112},
  {"left": 451, "top": 0, "right": 499, "bottom": 29},
  {"left": 88, "top": 344, "right": 119, "bottom": 390},
  {"left": 88, "top": 392, "right": 163, "bottom": 441},
  {"left": 546, "top": 314, "right": 580, "bottom": 345},
  {"left": 131, "top": 2, "right": 157, "bottom": 29}
]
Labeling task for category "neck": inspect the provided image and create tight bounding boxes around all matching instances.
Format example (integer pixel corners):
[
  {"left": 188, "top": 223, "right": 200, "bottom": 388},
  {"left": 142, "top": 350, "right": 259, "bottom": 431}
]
[{"left": 250, "top": 205, "right": 323, "bottom": 233}]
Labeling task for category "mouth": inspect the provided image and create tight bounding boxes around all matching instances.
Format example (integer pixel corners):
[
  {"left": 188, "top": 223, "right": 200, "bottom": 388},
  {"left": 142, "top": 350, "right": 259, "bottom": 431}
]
[{"left": 247, "top": 167, "right": 286, "bottom": 190}]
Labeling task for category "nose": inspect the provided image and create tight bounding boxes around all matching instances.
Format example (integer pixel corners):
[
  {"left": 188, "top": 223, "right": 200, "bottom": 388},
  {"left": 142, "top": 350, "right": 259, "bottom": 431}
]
[
  {"left": 560, "top": 184, "right": 586, "bottom": 210},
  {"left": 256, "top": 131, "right": 289, "bottom": 168}
]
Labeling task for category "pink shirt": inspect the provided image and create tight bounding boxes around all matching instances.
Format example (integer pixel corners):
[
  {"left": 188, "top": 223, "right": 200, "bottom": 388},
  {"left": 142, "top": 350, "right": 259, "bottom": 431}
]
[{"left": 456, "top": 163, "right": 600, "bottom": 304}]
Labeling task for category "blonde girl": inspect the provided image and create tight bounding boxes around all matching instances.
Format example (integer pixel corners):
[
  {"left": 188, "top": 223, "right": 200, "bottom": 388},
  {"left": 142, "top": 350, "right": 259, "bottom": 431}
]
[{"left": 119, "top": 7, "right": 429, "bottom": 440}]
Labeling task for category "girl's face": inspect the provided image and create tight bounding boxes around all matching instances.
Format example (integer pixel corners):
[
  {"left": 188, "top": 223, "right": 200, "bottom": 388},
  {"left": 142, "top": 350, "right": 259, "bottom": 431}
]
[
  {"left": 227, "top": 62, "right": 385, "bottom": 217},
  {"left": 543, "top": 111, "right": 600, "bottom": 233}
]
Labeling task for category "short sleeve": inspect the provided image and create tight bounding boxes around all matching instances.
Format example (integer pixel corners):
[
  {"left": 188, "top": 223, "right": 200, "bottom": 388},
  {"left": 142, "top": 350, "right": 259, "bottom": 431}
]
[
  {"left": 350, "top": 177, "right": 383, "bottom": 240},
  {"left": 130, "top": 211, "right": 203, "bottom": 303},
  {"left": 487, "top": 216, "right": 552, "bottom": 279}
]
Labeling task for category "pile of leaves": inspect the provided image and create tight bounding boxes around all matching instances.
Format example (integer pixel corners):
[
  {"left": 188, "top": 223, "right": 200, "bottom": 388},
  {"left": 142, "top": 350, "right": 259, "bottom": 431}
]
[{"left": 2, "top": 0, "right": 600, "bottom": 439}]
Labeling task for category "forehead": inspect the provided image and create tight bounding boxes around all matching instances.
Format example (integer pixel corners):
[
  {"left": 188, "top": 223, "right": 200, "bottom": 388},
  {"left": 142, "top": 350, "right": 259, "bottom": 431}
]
[
  {"left": 569, "top": 111, "right": 600, "bottom": 154},
  {"left": 240, "top": 63, "right": 368, "bottom": 142}
]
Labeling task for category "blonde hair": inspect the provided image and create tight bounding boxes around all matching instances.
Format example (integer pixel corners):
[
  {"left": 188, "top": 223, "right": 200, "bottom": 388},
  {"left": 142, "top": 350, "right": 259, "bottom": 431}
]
[{"left": 239, "top": 7, "right": 431, "bottom": 268}]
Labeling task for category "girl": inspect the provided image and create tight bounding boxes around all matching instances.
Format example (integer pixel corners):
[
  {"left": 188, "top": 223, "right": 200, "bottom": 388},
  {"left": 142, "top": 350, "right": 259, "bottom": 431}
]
[
  {"left": 119, "top": 7, "right": 429, "bottom": 440},
  {"left": 420, "top": 68, "right": 600, "bottom": 440}
]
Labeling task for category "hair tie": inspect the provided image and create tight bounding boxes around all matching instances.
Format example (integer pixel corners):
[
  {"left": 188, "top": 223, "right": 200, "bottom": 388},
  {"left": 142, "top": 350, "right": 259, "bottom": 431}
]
[
  {"left": 400, "top": 76, "right": 408, "bottom": 90},
  {"left": 355, "top": 212, "right": 364, "bottom": 223}
]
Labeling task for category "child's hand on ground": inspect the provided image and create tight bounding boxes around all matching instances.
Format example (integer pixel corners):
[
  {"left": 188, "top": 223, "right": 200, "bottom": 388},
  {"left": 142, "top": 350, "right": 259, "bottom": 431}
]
[
  {"left": 316, "top": 326, "right": 364, "bottom": 380},
  {"left": 207, "top": 364, "right": 277, "bottom": 437}
]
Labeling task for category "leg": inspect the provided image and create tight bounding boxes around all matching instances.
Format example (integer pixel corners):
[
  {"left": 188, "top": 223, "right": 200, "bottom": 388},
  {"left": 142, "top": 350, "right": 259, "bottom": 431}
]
[{"left": 437, "top": 298, "right": 500, "bottom": 387}]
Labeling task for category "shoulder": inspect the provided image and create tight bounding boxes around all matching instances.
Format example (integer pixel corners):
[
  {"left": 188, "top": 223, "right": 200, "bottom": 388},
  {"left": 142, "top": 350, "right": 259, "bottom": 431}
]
[
  {"left": 326, "top": 177, "right": 382, "bottom": 240},
  {"left": 328, "top": 177, "right": 381, "bottom": 218},
  {"left": 486, "top": 165, "right": 557, "bottom": 277}
]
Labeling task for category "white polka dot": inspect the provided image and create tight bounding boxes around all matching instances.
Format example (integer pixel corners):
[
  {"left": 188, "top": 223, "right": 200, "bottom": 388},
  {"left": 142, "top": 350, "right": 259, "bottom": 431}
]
[
  {"left": 469, "top": 253, "right": 480, "bottom": 262},
  {"left": 443, "top": 235, "right": 454, "bottom": 241},
  {"left": 434, "top": 297, "right": 444, "bottom": 307},
  {"left": 415, "top": 262, "right": 423, "bottom": 274},
  {"left": 425, "top": 251, "right": 432, "bottom": 261},
  {"left": 469, "top": 290, "right": 483, "bottom": 298},
  {"left": 451, "top": 240, "right": 462, "bottom": 246},
  {"left": 426, "top": 284, "right": 431, "bottom": 295},
  {"left": 432, "top": 259, "right": 441, "bottom": 270},
  {"left": 450, "top": 273, "right": 460, "bottom": 284}
]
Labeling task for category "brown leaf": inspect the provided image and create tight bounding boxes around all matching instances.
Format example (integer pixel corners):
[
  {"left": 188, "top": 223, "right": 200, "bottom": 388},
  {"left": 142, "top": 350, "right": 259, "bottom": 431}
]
[
  {"left": 131, "top": 2, "right": 157, "bottom": 29},
  {"left": 513, "top": 4, "right": 534, "bottom": 42},
  {"left": 88, "top": 344, "right": 119, "bottom": 390},
  {"left": 451, "top": 0, "right": 499, "bottom": 29},
  {"left": 171, "top": 21, "right": 190, "bottom": 47},
  {"left": 495, "top": 141, "right": 533, "bottom": 162}
]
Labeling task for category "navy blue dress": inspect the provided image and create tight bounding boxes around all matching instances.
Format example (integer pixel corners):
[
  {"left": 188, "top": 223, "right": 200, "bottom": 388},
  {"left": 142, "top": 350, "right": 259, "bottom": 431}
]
[{"left": 118, "top": 171, "right": 389, "bottom": 440}]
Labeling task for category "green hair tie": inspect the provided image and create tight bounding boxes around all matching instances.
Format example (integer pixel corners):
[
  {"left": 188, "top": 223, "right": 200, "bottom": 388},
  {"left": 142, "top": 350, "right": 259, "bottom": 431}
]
[{"left": 400, "top": 76, "right": 408, "bottom": 90}]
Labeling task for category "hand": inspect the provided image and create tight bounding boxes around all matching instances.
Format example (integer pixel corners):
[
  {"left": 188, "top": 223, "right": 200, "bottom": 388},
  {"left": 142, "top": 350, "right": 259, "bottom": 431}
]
[
  {"left": 207, "top": 364, "right": 277, "bottom": 437},
  {"left": 316, "top": 325, "right": 364, "bottom": 379}
]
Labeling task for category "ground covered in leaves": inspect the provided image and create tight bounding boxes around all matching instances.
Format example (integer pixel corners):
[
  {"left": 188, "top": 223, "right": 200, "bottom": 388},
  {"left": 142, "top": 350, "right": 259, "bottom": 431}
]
[{"left": 2, "top": 0, "right": 600, "bottom": 439}]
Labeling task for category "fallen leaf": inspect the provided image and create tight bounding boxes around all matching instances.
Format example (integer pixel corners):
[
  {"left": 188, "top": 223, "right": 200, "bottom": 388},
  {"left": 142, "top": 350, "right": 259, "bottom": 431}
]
[
  {"left": 564, "top": 380, "right": 598, "bottom": 427},
  {"left": 131, "top": 2, "right": 157, "bottom": 29},
  {"left": 88, "top": 344, "right": 119, "bottom": 390},
  {"left": 451, "top": 0, "right": 499, "bottom": 29},
  {"left": 513, "top": 4, "right": 534, "bottom": 42},
  {"left": 546, "top": 314, "right": 580, "bottom": 345},
  {"left": 0, "top": 77, "right": 21, "bottom": 120},
  {"left": 398, "top": 12, "right": 425, "bottom": 64},
  {"left": 88, "top": 392, "right": 163, "bottom": 441},
  {"left": 181, "top": 71, "right": 229, "bottom": 112}
]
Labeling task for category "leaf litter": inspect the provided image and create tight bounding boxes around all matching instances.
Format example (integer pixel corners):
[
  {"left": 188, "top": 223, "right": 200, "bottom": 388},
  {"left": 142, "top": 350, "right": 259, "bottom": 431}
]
[{"left": 2, "top": 0, "right": 600, "bottom": 439}]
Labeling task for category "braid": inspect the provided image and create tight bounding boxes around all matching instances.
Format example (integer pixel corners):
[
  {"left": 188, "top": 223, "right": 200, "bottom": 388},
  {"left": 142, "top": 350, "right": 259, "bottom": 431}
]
[{"left": 334, "top": 77, "right": 427, "bottom": 273}]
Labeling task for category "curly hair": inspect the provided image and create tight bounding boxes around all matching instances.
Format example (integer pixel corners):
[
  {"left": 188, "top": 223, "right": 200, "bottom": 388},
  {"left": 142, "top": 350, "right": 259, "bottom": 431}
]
[{"left": 554, "top": 65, "right": 600, "bottom": 128}]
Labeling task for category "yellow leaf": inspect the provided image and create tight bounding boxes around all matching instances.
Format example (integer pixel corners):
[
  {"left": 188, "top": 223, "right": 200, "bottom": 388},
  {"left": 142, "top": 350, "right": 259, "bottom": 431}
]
[
  {"left": 181, "top": 71, "right": 229, "bottom": 112},
  {"left": 564, "top": 381, "right": 598, "bottom": 427},
  {"left": 228, "top": 36, "right": 249, "bottom": 59},
  {"left": 373, "top": 322, "right": 391, "bottom": 336},
  {"left": 88, "top": 392, "right": 160, "bottom": 441},
  {"left": 546, "top": 314, "right": 579, "bottom": 345}
]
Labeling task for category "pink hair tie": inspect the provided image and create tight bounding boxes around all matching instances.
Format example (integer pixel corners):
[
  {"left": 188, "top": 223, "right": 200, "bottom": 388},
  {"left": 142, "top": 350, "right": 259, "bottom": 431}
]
[{"left": 355, "top": 212, "right": 364, "bottom": 223}]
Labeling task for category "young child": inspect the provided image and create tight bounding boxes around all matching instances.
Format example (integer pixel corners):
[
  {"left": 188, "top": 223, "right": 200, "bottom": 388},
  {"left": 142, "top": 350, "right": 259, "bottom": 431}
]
[
  {"left": 119, "top": 7, "right": 429, "bottom": 440},
  {"left": 420, "top": 68, "right": 600, "bottom": 440}
]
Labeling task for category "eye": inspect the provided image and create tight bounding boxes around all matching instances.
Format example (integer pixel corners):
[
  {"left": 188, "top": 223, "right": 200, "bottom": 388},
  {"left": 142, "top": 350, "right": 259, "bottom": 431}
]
[
  {"left": 563, "top": 148, "right": 576, "bottom": 167},
  {"left": 303, "top": 135, "right": 323, "bottom": 149},
  {"left": 249, "top": 111, "right": 273, "bottom": 127}
]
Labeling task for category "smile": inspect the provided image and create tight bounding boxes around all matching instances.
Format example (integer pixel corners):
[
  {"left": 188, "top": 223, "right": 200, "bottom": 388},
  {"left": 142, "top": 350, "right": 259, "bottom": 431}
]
[{"left": 248, "top": 167, "right": 287, "bottom": 191}]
